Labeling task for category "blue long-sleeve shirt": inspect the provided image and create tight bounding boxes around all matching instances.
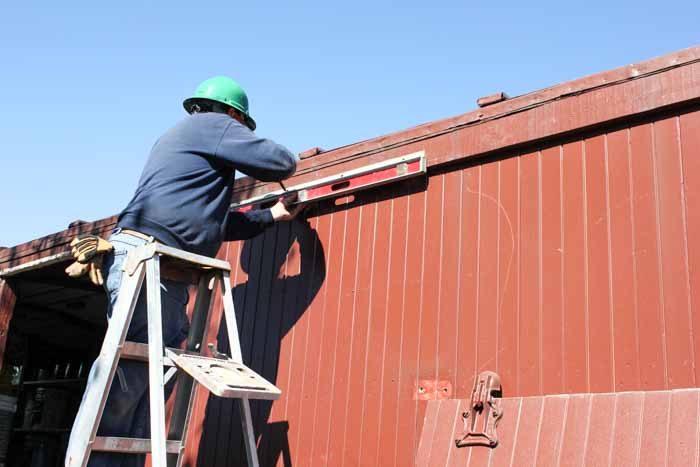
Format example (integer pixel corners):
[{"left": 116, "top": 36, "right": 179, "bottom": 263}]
[{"left": 117, "top": 112, "right": 297, "bottom": 257}]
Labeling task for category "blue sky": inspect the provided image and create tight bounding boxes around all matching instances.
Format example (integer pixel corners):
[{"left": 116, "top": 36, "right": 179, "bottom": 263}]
[{"left": 1, "top": 1, "right": 698, "bottom": 247}]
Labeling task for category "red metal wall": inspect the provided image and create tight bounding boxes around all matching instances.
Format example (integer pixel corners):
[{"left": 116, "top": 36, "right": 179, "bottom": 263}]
[{"left": 186, "top": 107, "right": 700, "bottom": 466}]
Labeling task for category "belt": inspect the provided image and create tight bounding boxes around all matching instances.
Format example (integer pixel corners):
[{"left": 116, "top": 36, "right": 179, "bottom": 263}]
[{"left": 120, "top": 229, "right": 157, "bottom": 243}]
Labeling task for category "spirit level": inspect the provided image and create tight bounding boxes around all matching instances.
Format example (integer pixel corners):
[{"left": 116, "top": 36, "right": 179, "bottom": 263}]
[{"left": 231, "top": 151, "right": 426, "bottom": 212}]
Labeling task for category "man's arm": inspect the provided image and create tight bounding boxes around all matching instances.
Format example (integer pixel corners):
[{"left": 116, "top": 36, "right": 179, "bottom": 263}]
[
  {"left": 215, "top": 120, "right": 297, "bottom": 181},
  {"left": 225, "top": 209, "right": 274, "bottom": 241},
  {"left": 224, "top": 200, "right": 306, "bottom": 241}
]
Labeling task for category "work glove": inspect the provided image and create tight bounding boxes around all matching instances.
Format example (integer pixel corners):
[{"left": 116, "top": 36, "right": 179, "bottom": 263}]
[
  {"left": 70, "top": 234, "right": 114, "bottom": 263},
  {"left": 64, "top": 234, "right": 113, "bottom": 286},
  {"left": 65, "top": 257, "right": 106, "bottom": 286}
]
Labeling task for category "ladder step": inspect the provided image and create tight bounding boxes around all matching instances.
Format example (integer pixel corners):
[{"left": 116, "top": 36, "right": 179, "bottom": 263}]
[
  {"left": 167, "top": 351, "right": 281, "bottom": 400},
  {"left": 92, "top": 436, "right": 181, "bottom": 454}
]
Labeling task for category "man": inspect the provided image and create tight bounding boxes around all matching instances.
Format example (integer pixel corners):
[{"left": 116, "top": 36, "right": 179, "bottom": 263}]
[{"left": 66, "top": 76, "right": 301, "bottom": 467}]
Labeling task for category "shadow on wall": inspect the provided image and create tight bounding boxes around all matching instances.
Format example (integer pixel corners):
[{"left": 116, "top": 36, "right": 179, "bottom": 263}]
[{"left": 197, "top": 215, "right": 326, "bottom": 467}]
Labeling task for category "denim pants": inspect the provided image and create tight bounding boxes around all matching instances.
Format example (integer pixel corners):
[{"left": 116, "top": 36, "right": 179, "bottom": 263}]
[{"left": 66, "top": 230, "right": 190, "bottom": 467}]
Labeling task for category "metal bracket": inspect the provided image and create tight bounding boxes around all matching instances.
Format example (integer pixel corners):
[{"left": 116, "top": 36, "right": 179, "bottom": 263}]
[
  {"left": 455, "top": 371, "right": 503, "bottom": 448},
  {"left": 207, "top": 343, "right": 229, "bottom": 359},
  {"left": 122, "top": 243, "right": 158, "bottom": 276}
]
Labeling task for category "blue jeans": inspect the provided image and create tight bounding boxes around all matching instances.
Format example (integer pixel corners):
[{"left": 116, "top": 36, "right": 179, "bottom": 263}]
[{"left": 67, "top": 231, "right": 190, "bottom": 467}]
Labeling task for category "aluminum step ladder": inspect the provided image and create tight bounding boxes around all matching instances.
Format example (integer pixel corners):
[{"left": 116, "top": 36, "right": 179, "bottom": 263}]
[{"left": 66, "top": 242, "right": 280, "bottom": 467}]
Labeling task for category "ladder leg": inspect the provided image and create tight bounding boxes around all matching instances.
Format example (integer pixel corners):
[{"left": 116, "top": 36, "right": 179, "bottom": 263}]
[
  {"left": 221, "top": 271, "right": 260, "bottom": 467},
  {"left": 65, "top": 262, "right": 146, "bottom": 467},
  {"left": 167, "top": 273, "right": 217, "bottom": 467},
  {"left": 146, "top": 255, "right": 168, "bottom": 467},
  {"left": 238, "top": 398, "right": 260, "bottom": 467},
  {"left": 220, "top": 271, "right": 243, "bottom": 363}
]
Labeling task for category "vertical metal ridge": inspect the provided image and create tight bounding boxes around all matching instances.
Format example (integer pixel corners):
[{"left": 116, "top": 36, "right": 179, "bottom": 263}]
[
  {"left": 634, "top": 391, "right": 645, "bottom": 467},
  {"left": 496, "top": 161, "right": 502, "bottom": 374},
  {"left": 339, "top": 204, "right": 365, "bottom": 467},
  {"left": 393, "top": 192, "right": 411, "bottom": 467},
  {"left": 675, "top": 115, "right": 697, "bottom": 387},
  {"left": 426, "top": 399, "right": 442, "bottom": 465},
  {"left": 252, "top": 226, "right": 281, "bottom": 361},
  {"left": 663, "top": 388, "right": 672, "bottom": 467},
  {"left": 531, "top": 392, "right": 546, "bottom": 463},
  {"left": 238, "top": 235, "right": 260, "bottom": 360},
  {"left": 580, "top": 394, "right": 594, "bottom": 467},
  {"left": 282, "top": 229, "right": 296, "bottom": 419},
  {"left": 516, "top": 156, "right": 522, "bottom": 395},
  {"left": 475, "top": 166, "right": 483, "bottom": 377},
  {"left": 604, "top": 134, "right": 617, "bottom": 391},
  {"left": 537, "top": 150, "right": 543, "bottom": 394},
  {"left": 412, "top": 185, "right": 429, "bottom": 457},
  {"left": 508, "top": 398, "right": 524, "bottom": 467},
  {"left": 356, "top": 197, "right": 380, "bottom": 462},
  {"left": 554, "top": 396, "right": 571, "bottom": 466},
  {"left": 626, "top": 127, "right": 643, "bottom": 388},
  {"left": 582, "top": 140, "right": 591, "bottom": 393},
  {"left": 436, "top": 174, "right": 445, "bottom": 381},
  {"left": 444, "top": 399, "right": 464, "bottom": 467},
  {"left": 308, "top": 213, "right": 335, "bottom": 461},
  {"left": 606, "top": 393, "right": 620, "bottom": 466},
  {"left": 651, "top": 121, "right": 670, "bottom": 389},
  {"left": 322, "top": 207, "right": 349, "bottom": 462},
  {"left": 559, "top": 146, "right": 566, "bottom": 391},
  {"left": 373, "top": 197, "right": 394, "bottom": 464},
  {"left": 246, "top": 230, "right": 273, "bottom": 364},
  {"left": 455, "top": 169, "right": 464, "bottom": 390},
  {"left": 282, "top": 232, "right": 297, "bottom": 420}
]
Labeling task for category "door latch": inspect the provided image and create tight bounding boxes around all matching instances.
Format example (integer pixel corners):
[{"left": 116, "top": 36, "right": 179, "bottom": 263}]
[{"left": 455, "top": 371, "right": 503, "bottom": 448}]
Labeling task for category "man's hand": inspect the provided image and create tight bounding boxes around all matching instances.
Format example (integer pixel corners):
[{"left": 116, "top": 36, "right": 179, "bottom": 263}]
[{"left": 270, "top": 193, "right": 306, "bottom": 222}]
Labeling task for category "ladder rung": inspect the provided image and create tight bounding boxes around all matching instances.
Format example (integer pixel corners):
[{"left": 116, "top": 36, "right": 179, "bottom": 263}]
[
  {"left": 92, "top": 436, "right": 181, "bottom": 454},
  {"left": 154, "top": 243, "right": 231, "bottom": 271},
  {"left": 122, "top": 342, "right": 175, "bottom": 365}
]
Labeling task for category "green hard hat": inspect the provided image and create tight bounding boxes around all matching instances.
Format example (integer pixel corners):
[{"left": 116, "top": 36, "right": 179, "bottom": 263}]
[{"left": 183, "top": 76, "right": 256, "bottom": 130}]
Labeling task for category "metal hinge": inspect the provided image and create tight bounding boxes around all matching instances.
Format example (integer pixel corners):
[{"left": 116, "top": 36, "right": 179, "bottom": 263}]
[{"left": 455, "top": 371, "right": 503, "bottom": 448}]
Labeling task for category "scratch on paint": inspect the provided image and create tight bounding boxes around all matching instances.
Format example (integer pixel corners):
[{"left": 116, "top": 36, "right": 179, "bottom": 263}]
[{"left": 464, "top": 184, "right": 516, "bottom": 318}]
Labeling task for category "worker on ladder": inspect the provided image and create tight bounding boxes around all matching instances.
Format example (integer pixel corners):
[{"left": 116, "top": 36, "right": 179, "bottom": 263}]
[{"left": 65, "top": 76, "right": 303, "bottom": 467}]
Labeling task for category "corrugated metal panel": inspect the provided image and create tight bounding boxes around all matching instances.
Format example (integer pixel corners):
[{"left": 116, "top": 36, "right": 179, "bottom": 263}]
[
  {"left": 416, "top": 388, "right": 700, "bottom": 467},
  {"left": 186, "top": 108, "right": 700, "bottom": 465}
]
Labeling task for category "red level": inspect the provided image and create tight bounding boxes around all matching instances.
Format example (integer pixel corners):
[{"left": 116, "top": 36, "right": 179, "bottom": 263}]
[{"left": 232, "top": 151, "right": 425, "bottom": 212}]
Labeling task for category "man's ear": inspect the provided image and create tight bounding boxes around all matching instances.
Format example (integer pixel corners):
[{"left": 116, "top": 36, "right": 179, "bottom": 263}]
[{"left": 227, "top": 108, "right": 245, "bottom": 125}]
